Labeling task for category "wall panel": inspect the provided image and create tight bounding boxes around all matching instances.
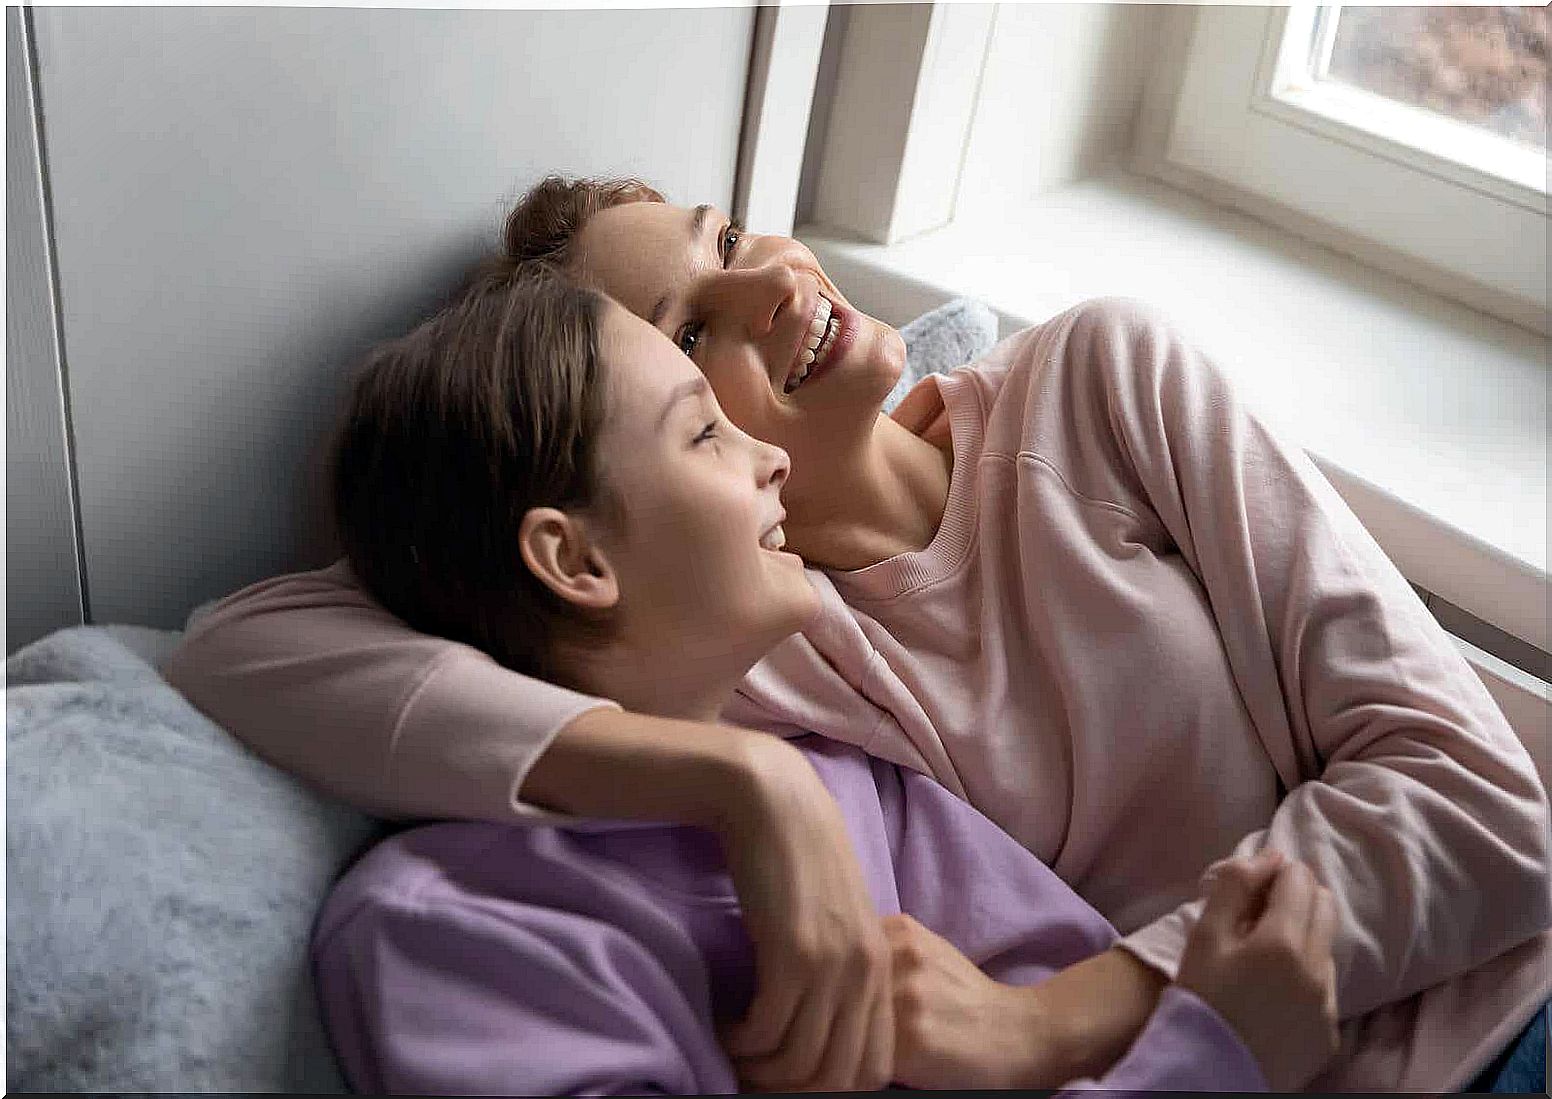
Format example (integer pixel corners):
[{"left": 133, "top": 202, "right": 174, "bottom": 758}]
[{"left": 28, "top": 5, "right": 753, "bottom": 629}]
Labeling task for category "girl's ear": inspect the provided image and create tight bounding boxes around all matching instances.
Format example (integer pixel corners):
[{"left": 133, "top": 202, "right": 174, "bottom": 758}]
[{"left": 518, "top": 507, "right": 620, "bottom": 612}]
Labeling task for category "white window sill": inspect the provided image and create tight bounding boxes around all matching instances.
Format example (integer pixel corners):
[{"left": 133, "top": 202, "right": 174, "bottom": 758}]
[{"left": 798, "top": 167, "right": 1549, "bottom": 656}]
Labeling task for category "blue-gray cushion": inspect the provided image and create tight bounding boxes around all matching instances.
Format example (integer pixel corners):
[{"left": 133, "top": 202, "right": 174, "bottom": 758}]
[
  {"left": 5, "top": 625, "right": 379, "bottom": 1093},
  {"left": 889, "top": 296, "right": 1001, "bottom": 412}
]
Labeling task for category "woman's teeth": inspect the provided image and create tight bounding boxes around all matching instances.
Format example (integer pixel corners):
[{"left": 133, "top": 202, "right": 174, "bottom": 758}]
[
  {"left": 760, "top": 525, "right": 786, "bottom": 551},
  {"left": 786, "top": 302, "right": 839, "bottom": 395}
]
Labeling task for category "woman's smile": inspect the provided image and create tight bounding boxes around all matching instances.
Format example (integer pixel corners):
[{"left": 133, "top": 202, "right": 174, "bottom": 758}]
[{"left": 786, "top": 298, "right": 857, "bottom": 396}]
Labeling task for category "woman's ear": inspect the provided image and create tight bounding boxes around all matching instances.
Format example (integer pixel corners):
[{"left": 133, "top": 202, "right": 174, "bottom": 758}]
[{"left": 518, "top": 507, "right": 620, "bottom": 612}]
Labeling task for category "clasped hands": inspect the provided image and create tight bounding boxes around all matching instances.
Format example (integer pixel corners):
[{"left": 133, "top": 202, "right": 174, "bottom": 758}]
[{"left": 719, "top": 849, "right": 1339, "bottom": 1093}]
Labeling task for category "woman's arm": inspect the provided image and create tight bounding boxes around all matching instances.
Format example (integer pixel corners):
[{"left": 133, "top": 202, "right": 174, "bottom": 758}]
[
  {"left": 1070, "top": 297, "right": 1550, "bottom": 1015},
  {"left": 165, "top": 559, "right": 894, "bottom": 1090}
]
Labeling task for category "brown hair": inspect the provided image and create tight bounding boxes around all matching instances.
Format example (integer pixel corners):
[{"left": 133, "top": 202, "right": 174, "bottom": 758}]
[
  {"left": 330, "top": 267, "right": 615, "bottom": 678},
  {"left": 463, "top": 175, "right": 666, "bottom": 288}
]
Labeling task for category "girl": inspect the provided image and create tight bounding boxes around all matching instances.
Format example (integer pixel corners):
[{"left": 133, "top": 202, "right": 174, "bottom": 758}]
[
  {"left": 309, "top": 267, "right": 1337, "bottom": 1094},
  {"left": 167, "top": 178, "right": 1550, "bottom": 1092}
]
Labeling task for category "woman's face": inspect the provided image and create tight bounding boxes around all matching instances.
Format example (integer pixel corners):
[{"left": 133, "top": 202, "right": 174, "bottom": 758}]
[
  {"left": 588, "top": 299, "right": 820, "bottom": 661},
  {"left": 571, "top": 201, "right": 907, "bottom": 502}
]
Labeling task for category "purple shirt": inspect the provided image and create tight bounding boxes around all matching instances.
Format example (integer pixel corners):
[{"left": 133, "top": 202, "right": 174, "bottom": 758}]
[{"left": 313, "top": 735, "right": 1266, "bottom": 1094}]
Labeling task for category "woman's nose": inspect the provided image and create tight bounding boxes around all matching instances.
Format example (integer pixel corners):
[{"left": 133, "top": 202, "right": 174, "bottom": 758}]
[{"left": 714, "top": 263, "right": 799, "bottom": 338}]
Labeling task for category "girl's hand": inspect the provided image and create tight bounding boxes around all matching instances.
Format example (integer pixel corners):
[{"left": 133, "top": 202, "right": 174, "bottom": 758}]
[
  {"left": 881, "top": 913, "right": 1047, "bottom": 1090},
  {"left": 713, "top": 736, "right": 894, "bottom": 1093},
  {"left": 1176, "top": 849, "right": 1340, "bottom": 1091}
]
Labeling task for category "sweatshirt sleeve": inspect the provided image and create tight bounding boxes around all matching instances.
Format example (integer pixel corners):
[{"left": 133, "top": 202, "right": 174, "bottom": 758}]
[
  {"left": 161, "top": 560, "right": 615, "bottom": 823},
  {"left": 1056, "top": 985, "right": 1267, "bottom": 1093},
  {"left": 1066, "top": 297, "right": 1551, "bottom": 1018},
  {"left": 314, "top": 884, "right": 740, "bottom": 1096}
]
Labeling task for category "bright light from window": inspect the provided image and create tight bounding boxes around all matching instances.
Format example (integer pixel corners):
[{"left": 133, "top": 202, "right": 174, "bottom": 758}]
[
  {"left": 1319, "top": 6, "right": 1547, "bottom": 152},
  {"left": 1266, "top": 5, "right": 1546, "bottom": 199}
]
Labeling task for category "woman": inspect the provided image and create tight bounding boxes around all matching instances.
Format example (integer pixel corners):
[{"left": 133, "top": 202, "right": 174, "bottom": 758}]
[
  {"left": 166, "top": 177, "right": 1550, "bottom": 1092},
  {"left": 310, "top": 267, "right": 1338, "bottom": 1094}
]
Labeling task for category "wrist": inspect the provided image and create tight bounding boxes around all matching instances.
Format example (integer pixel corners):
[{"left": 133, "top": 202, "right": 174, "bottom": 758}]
[
  {"left": 1015, "top": 947, "right": 1169, "bottom": 1087},
  {"left": 1004, "top": 984, "right": 1073, "bottom": 1090},
  {"left": 522, "top": 708, "right": 781, "bottom": 831},
  {"left": 703, "top": 729, "right": 805, "bottom": 838}
]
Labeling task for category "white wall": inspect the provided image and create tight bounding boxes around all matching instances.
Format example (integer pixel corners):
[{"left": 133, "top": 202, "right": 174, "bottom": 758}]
[
  {"left": 955, "top": 3, "right": 1164, "bottom": 213},
  {"left": 11, "top": 6, "right": 753, "bottom": 641}
]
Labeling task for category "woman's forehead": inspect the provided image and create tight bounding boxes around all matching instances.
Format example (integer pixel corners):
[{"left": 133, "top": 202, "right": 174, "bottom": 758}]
[{"left": 576, "top": 201, "right": 718, "bottom": 328}]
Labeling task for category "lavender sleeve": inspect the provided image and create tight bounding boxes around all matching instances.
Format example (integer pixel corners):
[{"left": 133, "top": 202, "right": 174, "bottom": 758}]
[
  {"left": 814, "top": 738, "right": 1271, "bottom": 1093},
  {"left": 313, "top": 831, "right": 741, "bottom": 1096},
  {"left": 1057, "top": 985, "right": 1268, "bottom": 1093}
]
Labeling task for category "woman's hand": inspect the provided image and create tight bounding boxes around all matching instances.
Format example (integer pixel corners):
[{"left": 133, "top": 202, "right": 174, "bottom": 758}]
[
  {"left": 713, "top": 735, "right": 895, "bottom": 1093},
  {"left": 880, "top": 913, "right": 1048, "bottom": 1090},
  {"left": 1176, "top": 849, "right": 1340, "bottom": 1092}
]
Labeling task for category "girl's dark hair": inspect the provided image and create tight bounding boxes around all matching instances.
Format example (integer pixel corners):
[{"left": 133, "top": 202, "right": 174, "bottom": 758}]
[{"left": 330, "top": 268, "right": 614, "bottom": 678}]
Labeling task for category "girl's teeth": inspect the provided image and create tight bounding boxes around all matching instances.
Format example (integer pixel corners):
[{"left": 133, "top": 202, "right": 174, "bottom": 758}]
[
  {"left": 761, "top": 526, "right": 787, "bottom": 551},
  {"left": 800, "top": 348, "right": 815, "bottom": 365}
]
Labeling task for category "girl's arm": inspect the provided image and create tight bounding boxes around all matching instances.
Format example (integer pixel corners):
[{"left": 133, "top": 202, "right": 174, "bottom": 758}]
[
  {"left": 885, "top": 853, "right": 1336, "bottom": 1092},
  {"left": 165, "top": 560, "right": 894, "bottom": 1091}
]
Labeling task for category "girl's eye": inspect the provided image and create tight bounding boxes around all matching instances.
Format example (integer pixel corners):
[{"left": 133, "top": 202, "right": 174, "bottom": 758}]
[
  {"left": 677, "top": 323, "right": 703, "bottom": 357},
  {"left": 693, "top": 421, "right": 719, "bottom": 446}
]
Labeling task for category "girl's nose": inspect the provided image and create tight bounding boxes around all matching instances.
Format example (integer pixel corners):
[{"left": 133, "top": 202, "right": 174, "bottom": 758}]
[{"left": 759, "top": 439, "right": 791, "bottom": 491}]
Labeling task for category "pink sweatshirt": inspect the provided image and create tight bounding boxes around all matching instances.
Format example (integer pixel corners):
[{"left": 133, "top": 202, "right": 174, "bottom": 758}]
[{"left": 166, "top": 296, "right": 1551, "bottom": 1092}]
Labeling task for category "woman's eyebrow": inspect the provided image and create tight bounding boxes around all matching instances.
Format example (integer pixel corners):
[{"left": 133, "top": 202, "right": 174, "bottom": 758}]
[{"left": 649, "top": 204, "right": 717, "bottom": 328}]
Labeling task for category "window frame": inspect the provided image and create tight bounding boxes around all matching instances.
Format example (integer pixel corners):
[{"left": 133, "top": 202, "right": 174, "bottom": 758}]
[{"left": 1158, "top": 4, "right": 1548, "bottom": 330}]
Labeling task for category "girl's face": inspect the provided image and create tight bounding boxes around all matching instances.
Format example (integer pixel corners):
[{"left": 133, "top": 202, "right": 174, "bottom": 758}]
[
  {"left": 589, "top": 300, "right": 820, "bottom": 662},
  {"left": 571, "top": 201, "right": 907, "bottom": 503}
]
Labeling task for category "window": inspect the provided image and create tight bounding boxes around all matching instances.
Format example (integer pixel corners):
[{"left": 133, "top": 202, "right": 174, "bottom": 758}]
[
  {"left": 1158, "top": 4, "right": 1548, "bottom": 331},
  {"left": 1323, "top": 7, "right": 1546, "bottom": 152},
  {"left": 1267, "top": 6, "right": 1546, "bottom": 196}
]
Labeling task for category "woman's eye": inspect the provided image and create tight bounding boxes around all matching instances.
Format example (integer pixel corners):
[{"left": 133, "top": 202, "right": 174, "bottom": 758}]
[
  {"left": 677, "top": 323, "right": 703, "bottom": 357},
  {"left": 693, "top": 421, "right": 719, "bottom": 446},
  {"left": 721, "top": 223, "right": 742, "bottom": 268}
]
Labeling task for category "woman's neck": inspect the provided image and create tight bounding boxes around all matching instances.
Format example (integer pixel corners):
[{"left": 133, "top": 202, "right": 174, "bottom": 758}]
[{"left": 784, "top": 415, "right": 953, "bottom": 572}]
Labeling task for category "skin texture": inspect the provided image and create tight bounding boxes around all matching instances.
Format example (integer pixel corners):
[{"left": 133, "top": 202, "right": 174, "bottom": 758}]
[
  {"left": 519, "top": 300, "right": 819, "bottom": 724},
  {"left": 519, "top": 301, "right": 897, "bottom": 1092},
  {"left": 570, "top": 201, "right": 954, "bottom": 571},
  {"left": 530, "top": 213, "right": 1341, "bottom": 1089}
]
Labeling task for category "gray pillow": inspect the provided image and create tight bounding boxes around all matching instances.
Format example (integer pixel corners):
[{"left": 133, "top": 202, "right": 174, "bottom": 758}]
[
  {"left": 889, "top": 296, "right": 1001, "bottom": 412},
  {"left": 5, "top": 625, "right": 379, "bottom": 1093}
]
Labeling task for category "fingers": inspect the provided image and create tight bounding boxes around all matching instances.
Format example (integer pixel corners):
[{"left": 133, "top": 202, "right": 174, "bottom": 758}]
[
  {"left": 860, "top": 970, "right": 895, "bottom": 1090},
  {"left": 735, "top": 987, "right": 825, "bottom": 1090},
  {"left": 808, "top": 945, "right": 890, "bottom": 1090},
  {"left": 1197, "top": 849, "right": 1285, "bottom": 937},
  {"left": 721, "top": 963, "right": 804, "bottom": 1061},
  {"left": 1305, "top": 882, "right": 1338, "bottom": 966},
  {"left": 1259, "top": 858, "right": 1319, "bottom": 946}
]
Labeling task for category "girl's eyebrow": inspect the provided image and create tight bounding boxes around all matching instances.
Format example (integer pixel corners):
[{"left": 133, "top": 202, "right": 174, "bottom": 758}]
[
  {"left": 655, "top": 376, "right": 711, "bottom": 431},
  {"left": 649, "top": 205, "right": 716, "bottom": 328}
]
